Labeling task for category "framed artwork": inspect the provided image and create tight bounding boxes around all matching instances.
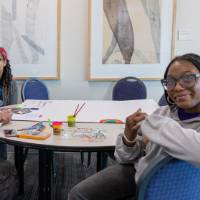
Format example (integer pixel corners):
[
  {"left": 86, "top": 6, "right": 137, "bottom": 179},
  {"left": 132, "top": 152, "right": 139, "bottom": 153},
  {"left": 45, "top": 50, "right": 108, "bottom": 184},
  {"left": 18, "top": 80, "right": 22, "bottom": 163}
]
[
  {"left": 0, "top": 0, "right": 61, "bottom": 80},
  {"left": 89, "top": 0, "right": 176, "bottom": 80}
]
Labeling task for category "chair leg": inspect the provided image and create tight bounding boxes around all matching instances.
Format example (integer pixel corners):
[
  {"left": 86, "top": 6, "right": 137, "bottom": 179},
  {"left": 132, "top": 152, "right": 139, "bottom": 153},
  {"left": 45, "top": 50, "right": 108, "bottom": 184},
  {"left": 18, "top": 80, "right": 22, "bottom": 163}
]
[
  {"left": 97, "top": 152, "right": 107, "bottom": 171},
  {"left": 87, "top": 152, "right": 91, "bottom": 167},
  {"left": 23, "top": 148, "right": 29, "bottom": 163},
  {"left": 14, "top": 146, "right": 25, "bottom": 195},
  {"left": 52, "top": 152, "right": 56, "bottom": 178},
  {"left": 81, "top": 152, "right": 92, "bottom": 167},
  {"left": 81, "top": 151, "right": 84, "bottom": 164}
]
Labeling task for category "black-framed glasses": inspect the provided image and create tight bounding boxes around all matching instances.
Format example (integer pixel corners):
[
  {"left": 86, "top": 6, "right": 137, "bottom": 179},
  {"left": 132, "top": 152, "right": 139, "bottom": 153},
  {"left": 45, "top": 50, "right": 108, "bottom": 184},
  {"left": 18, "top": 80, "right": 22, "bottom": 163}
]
[{"left": 161, "top": 73, "right": 200, "bottom": 91}]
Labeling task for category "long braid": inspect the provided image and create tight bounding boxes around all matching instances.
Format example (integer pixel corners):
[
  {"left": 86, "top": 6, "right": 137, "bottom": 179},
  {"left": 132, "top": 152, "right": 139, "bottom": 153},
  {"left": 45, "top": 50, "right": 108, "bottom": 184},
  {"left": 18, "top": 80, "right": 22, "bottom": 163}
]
[{"left": 1, "top": 60, "right": 12, "bottom": 105}]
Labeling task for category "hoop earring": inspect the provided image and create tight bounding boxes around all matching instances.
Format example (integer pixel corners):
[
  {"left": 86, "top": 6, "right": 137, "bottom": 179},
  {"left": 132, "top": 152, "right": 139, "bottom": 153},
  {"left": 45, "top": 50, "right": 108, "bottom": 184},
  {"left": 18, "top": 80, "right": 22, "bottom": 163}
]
[{"left": 167, "top": 96, "right": 175, "bottom": 105}]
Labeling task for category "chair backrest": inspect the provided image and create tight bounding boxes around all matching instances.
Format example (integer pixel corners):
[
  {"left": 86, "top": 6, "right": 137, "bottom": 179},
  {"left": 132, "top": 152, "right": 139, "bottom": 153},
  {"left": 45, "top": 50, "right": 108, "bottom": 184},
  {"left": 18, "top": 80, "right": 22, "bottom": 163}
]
[
  {"left": 21, "top": 78, "right": 49, "bottom": 101},
  {"left": 112, "top": 76, "right": 147, "bottom": 100},
  {"left": 137, "top": 156, "right": 200, "bottom": 200},
  {"left": 158, "top": 93, "right": 168, "bottom": 106}
]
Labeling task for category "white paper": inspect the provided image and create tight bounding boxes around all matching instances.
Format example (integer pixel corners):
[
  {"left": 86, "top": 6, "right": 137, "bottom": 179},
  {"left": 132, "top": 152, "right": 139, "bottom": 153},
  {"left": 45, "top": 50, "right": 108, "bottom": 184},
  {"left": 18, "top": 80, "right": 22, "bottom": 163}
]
[{"left": 12, "top": 99, "right": 158, "bottom": 122}]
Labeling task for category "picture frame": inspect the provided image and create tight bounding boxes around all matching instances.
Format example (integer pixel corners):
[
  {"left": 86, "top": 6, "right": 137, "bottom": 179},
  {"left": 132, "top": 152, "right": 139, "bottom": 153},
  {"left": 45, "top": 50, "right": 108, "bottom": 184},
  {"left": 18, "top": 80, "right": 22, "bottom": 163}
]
[
  {"left": 88, "top": 0, "right": 176, "bottom": 80},
  {"left": 0, "top": 0, "right": 61, "bottom": 80}
]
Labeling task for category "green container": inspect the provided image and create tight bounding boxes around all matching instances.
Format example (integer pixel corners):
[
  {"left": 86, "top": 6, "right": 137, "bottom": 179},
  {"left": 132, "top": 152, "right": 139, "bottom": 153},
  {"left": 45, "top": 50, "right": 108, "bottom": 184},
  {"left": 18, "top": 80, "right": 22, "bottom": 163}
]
[{"left": 67, "top": 115, "right": 76, "bottom": 127}]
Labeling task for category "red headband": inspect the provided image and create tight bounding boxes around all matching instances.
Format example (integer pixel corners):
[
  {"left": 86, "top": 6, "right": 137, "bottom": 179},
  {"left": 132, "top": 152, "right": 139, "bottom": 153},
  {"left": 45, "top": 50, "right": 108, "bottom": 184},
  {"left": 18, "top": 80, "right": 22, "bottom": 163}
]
[{"left": 0, "top": 47, "right": 8, "bottom": 60}]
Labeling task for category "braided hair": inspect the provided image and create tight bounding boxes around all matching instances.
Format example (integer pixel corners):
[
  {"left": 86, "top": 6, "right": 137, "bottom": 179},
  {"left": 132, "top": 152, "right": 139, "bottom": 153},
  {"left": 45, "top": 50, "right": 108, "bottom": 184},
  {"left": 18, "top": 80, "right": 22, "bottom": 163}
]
[
  {"left": 163, "top": 53, "right": 200, "bottom": 106},
  {"left": 1, "top": 59, "right": 12, "bottom": 105}
]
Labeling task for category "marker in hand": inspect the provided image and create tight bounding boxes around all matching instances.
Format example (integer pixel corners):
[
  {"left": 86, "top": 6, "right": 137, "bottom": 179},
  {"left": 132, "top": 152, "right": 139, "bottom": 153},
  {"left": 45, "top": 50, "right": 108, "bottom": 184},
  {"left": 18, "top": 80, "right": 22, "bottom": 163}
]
[{"left": 137, "top": 108, "right": 148, "bottom": 127}]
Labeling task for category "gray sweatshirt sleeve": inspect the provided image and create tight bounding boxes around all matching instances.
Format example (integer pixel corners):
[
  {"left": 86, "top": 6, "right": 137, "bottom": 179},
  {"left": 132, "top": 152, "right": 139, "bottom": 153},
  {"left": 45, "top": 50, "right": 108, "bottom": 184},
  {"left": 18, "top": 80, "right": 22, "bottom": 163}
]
[
  {"left": 114, "top": 133, "right": 144, "bottom": 164},
  {"left": 141, "top": 114, "right": 200, "bottom": 167}
]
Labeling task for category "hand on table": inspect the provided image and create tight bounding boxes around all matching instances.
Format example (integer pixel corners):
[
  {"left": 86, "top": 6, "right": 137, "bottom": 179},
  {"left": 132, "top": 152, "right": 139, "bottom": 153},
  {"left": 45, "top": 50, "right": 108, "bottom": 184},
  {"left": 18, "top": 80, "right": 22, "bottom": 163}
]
[{"left": 0, "top": 109, "right": 12, "bottom": 124}]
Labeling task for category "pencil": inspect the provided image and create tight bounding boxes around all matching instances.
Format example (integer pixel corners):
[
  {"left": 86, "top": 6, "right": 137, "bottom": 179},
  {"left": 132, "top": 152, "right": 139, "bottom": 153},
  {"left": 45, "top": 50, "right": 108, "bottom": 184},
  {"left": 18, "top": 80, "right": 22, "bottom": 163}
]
[
  {"left": 74, "top": 102, "right": 86, "bottom": 117},
  {"left": 73, "top": 104, "right": 80, "bottom": 116}
]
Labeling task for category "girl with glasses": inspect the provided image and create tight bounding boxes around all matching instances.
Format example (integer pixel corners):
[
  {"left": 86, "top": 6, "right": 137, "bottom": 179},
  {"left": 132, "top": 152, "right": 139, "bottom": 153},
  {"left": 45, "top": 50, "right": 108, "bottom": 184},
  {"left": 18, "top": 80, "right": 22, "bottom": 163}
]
[{"left": 69, "top": 53, "right": 200, "bottom": 200}]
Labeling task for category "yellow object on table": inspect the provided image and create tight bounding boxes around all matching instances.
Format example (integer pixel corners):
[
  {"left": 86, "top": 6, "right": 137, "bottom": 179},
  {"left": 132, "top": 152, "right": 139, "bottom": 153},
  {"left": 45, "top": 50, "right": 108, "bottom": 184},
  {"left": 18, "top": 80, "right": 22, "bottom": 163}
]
[{"left": 67, "top": 115, "right": 76, "bottom": 127}]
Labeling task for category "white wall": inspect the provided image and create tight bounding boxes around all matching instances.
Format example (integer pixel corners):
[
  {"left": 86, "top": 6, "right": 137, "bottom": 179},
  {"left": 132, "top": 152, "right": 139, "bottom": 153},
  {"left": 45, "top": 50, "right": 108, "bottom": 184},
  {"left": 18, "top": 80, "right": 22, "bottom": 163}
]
[{"left": 18, "top": 0, "right": 200, "bottom": 102}]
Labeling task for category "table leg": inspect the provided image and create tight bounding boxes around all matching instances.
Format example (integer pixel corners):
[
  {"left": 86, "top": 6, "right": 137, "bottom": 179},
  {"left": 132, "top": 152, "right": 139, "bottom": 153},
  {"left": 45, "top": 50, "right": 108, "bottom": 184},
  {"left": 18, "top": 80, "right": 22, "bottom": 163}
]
[
  {"left": 38, "top": 149, "right": 53, "bottom": 200},
  {"left": 14, "top": 146, "right": 24, "bottom": 195}
]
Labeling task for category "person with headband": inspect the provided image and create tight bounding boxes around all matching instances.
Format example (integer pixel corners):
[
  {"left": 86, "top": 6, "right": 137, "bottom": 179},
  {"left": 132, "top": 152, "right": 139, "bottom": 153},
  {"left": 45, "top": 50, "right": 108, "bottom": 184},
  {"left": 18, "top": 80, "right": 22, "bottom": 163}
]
[
  {"left": 0, "top": 47, "right": 18, "bottom": 160},
  {"left": 0, "top": 48, "right": 18, "bottom": 198},
  {"left": 68, "top": 53, "right": 200, "bottom": 200}
]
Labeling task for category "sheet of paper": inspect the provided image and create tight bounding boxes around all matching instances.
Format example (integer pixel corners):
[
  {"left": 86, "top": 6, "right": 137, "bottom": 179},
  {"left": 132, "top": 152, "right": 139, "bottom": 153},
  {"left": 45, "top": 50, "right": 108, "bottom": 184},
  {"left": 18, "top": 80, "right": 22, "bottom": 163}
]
[{"left": 12, "top": 99, "right": 158, "bottom": 122}]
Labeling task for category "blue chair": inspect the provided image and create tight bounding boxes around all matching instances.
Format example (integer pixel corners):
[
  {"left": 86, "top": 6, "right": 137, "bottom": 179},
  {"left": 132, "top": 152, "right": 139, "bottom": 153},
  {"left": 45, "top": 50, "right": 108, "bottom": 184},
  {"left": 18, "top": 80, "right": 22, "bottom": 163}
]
[
  {"left": 21, "top": 78, "right": 49, "bottom": 101},
  {"left": 158, "top": 93, "right": 167, "bottom": 106},
  {"left": 137, "top": 156, "right": 200, "bottom": 200},
  {"left": 112, "top": 76, "right": 147, "bottom": 100}
]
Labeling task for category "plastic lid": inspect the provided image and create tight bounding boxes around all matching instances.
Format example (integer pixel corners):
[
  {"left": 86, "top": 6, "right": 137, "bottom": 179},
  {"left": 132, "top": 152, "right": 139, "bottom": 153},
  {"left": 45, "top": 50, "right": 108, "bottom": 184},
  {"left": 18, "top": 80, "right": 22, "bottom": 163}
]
[{"left": 52, "top": 121, "right": 63, "bottom": 125}]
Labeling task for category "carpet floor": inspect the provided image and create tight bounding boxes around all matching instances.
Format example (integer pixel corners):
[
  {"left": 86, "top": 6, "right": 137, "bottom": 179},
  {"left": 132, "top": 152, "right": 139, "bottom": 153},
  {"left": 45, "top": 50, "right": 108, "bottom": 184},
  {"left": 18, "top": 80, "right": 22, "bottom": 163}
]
[{"left": 7, "top": 146, "right": 115, "bottom": 200}]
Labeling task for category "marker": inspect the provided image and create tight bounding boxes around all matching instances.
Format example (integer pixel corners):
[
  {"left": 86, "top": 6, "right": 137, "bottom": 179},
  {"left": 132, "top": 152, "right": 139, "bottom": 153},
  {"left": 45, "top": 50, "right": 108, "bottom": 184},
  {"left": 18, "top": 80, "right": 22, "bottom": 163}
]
[
  {"left": 17, "top": 122, "right": 44, "bottom": 131},
  {"left": 99, "top": 119, "right": 124, "bottom": 124},
  {"left": 30, "top": 108, "right": 39, "bottom": 110},
  {"left": 47, "top": 118, "right": 52, "bottom": 127}
]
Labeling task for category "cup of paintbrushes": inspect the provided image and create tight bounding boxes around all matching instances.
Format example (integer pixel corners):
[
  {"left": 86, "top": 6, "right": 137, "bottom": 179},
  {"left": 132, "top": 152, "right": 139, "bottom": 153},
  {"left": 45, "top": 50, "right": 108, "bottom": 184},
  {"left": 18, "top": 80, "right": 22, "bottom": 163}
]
[{"left": 67, "top": 115, "right": 76, "bottom": 127}]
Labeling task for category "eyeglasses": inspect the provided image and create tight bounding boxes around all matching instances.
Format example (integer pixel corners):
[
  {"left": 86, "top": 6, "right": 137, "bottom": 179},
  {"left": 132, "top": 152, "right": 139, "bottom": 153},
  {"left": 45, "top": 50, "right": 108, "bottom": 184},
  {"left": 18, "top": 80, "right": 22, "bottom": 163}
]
[{"left": 161, "top": 73, "right": 200, "bottom": 91}]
